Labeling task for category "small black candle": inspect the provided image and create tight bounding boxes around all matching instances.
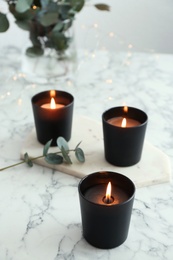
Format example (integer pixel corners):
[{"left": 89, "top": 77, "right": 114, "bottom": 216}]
[
  {"left": 78, "top": 171, "right": 135, "bottom": 249},
  {"left": 102, "top": 106, "right": 148, "bottom": 166},
  {"left": 31, "top": 90, "right": 74, "bottom": 146}
]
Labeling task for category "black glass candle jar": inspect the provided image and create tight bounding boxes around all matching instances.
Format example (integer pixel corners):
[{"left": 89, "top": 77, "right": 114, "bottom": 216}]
[
  {"left": 78, "top": 171, "right": 135, "bottom": 249},
  {"left": 31, "top": 90, "right": 74, "bottom": 146},
  {"left": 102, "top": 106, "right": 148, "bottom": 166}
]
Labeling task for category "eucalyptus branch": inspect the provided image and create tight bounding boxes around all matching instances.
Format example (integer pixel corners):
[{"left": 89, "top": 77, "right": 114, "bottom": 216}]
[{"left": 0, "top": 137, "right": 85, "bottom": 172}]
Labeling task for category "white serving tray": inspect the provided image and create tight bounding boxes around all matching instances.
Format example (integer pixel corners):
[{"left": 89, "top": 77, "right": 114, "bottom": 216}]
[{"left": 21, "top": 116, "right": 171, "bottom": 188}]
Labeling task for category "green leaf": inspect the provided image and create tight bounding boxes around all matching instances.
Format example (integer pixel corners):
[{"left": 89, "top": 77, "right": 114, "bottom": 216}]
[
  {"left": 52, "top": 22, "right": 64, "bottom": 33},
  {"left": 61, "top": 146, "right": 72, "bottom": 164},
  {"left": 57, "top": 137, "right": 69, "bottom": 151},
  {"left": 9, "top": 5, "right": 35, "bottom": 21},
  {"left": 75, "top": 141, "right": 82, "bottom": 150},
  {"left": 71, "top": 0, "right": 85, "bottom": 12},
  {"left": 94, "top": 4, "right": 110, "bottom": 11},
  {"left": 45, "top": 153, "right": 63, "bottom": 164},
  {"left": 39, "top": 12, "right": 58, "bottom": 26},
  {"left": 24, "top": 152, "right": 33, "bottom": 167},
  {"left": 49, "top": 31, "right": 69, "bottom": 51},
  {"left": 0, "top": 13, "right": 10, "bottom": 32},
  {"left": 75, "top": 148, "right": 85, "bottom": 163},
  {"left": 16, "top": 0, "right": 33, "bottom": 13},
  {"left": 43, "top": 139, "right": 52, "bottom": 156},
  {"left": 59, "top": 5, "right": 71, "bottom": 20},
  {"left": 26, "top": 46, "right": 44, "bottom": 57},
  {"left": 15, "top": 20, "right": 30, "bottom": 31}
]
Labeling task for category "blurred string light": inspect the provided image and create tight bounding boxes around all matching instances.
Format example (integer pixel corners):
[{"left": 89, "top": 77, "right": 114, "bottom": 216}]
[
  {"left": 0, "top": 70, "right": 37, "bottom": 105},
  {"left": 79, "top": 21, "right": 129, "bottom": 52},
  {"left": 12, "top": 73, "right": 26, "bottom": 81},
  {"left": 75, "top": 19, "right": 136, "bottom": 73},
  {"left": 17, "top": 98, "right": 22, "bottom": 106}
]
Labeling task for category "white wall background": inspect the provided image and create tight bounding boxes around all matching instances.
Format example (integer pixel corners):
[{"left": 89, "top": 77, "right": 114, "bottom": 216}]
[{"left": 1, "top": 0, "right": 173, "bottom": 54}]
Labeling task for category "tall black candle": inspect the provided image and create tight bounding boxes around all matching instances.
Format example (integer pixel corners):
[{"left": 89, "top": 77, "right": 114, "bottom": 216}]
[
  {"left": 102, "top": 106, "right": 148, "bottom": 166},
  {"left": 78, "top": 171, "right": 135, "bottom": 249},
  {"left": 32, "top": 90, "right": 74, "bottom": 146}
]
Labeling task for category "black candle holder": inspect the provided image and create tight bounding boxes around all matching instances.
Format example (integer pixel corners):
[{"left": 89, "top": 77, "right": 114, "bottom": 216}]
[
  {"left": 78, "top": 171, "right": 135, "bottom": 249},
  {"left": 31, "top": 90, "right": 74, "bottom": 146},
  {"left": 102, "top": 106, "right": 148, "bottom": 166}
]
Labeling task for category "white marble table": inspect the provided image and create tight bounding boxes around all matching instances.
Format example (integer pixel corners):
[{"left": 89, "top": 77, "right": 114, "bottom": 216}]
[{"left": 0, "top": 46, "right": 173, "bottom": 260}]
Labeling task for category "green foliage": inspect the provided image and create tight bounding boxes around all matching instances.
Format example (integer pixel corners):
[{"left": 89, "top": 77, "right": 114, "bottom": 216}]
[
  {"left": 94, "top": 4, "right": 110, "bottom": 11},
  {"left": 26, "top": 46, "right": 44, "bottom": 57},
  {"left": 0, "top": 13, "right": 9, "bottom": 32},
  {"left": 75, "top": 147, "right": 85, "bottom": 163},
  {"left": 43, "top": 139, "right": 52, "bottom": 156},
  {"left": 0, "top": 136, "right": 85, "bottom": 171},
  {"left": 45, "top": 153, "right": 63, "bottom": 164},
  {"left": 16, "top": 0, "right": 34, "bottom": 13},
  {"left": 57, "top": 136, "right": 69, "bottom": 151},
  {"left": 24, "top": 152, "right": 33, "bottom": 167},
  {"left": 61, "top": 146, "right": 72, "bottom": 164},
  {"left": 43, "top": 136, "right": 85, "bottom": 165},
  {"left": 1, "top": 0, "right": 110, "bottom": 56}
]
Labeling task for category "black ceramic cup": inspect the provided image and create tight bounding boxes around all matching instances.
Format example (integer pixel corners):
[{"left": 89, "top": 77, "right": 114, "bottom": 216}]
[
  {"left": 78, "top": 171, "right": 135, "bottom": 249},
  {"left": 102, "top": 106, "right": 148, "bottom": 166},
  {"left": 31, "top": 90, "right": 74, "bottom": 146}
]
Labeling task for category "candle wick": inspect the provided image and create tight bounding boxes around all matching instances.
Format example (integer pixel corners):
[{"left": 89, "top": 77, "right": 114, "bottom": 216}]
[{"left": 103, "top": 196, "right": 114, "bottom": 204}]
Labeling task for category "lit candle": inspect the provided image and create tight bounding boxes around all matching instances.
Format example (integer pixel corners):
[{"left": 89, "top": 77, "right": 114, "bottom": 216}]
[
  {"left": 41, "top": 97, "right": 65, "bottom": 109},
  {"left": 84, "top": 181, "right": 129, "bottom": 205},
  {"left": 31, "top": 90, "right": 74, "bottom": 146},
  {"left": 78, "top": 171, "right": 135, "bottom": 249},
  {"left": 107, "top": 117, "right": 140, "bottom": 128},
  {"left": 102, "top": 106, "right": 148, "bottom": 166}
]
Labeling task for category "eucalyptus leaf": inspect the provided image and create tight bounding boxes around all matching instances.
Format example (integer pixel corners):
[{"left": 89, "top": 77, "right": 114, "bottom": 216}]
[
  {"left": 24, "top": 152, "right": 29, "bottom": 162},
  {"left": 0, "top": 13, "right": 9, "bottom": 32},
  {"left": 52, "top": 22, "right": 64, "bottom": 33},
  {"left": 75, "top": 148, "right": 85, "bottom": 163},
  {"left": 9, "top": 5, "right": 34, "bottom": 21},
  {"left": 24, "top": 152, "right": 33, "bottom": 167},
  {"left": 94, "top": 4, "right": 110, "bottom": 11},
  {"left": 49, "top": 31, "right": 69, "bottom": 51},
  {"left": 61, "top": 146, "right": 72, "bottom": 164},
  {"left": 71, "top": 0, "right": 85, "bottom": 12},
  {"left": 26, "top": 46, "right": 44, "bottom": 57},
  {"left": 16, "top": 0, "right": 33, "bottom": 13},
  {"left": 59, "top": 5, "right": 71, "bottom": 20},
  {"left": 75, "top": 141, "right": 82, "bottom": 150},
  {"left": 45, "top": 153, "right": 63, "bottom": 164},
  {"left": 27, "top": 159, "right": 33, "bottom": 167},
  {"left": 57, "top": 137, "right": 69, "bottom": 151},
  {"left": 46, "top": 2, "right": 59, "bottom": 13},
  {"left": 63, "top": 19, "right": 73, "bottom": 31},
  {"left": 15, "top": 20, "right": 30, "bottom": 31},
  {"left": 43, "top": 139, "right": 52, "bottom": 156},
  {"left": 39, "top": 12, "right": 58, "bottom": 26}
]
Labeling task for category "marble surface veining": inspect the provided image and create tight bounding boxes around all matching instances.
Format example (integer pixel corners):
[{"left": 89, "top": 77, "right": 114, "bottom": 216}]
[{"left": 0, "top": 45, "right": 173, "bottom": 260}]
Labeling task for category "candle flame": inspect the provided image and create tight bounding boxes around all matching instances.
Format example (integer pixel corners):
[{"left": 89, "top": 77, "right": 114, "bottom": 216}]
[
  {"left": 123, "top": 106, "right": 128, "bottom": 113},
  {"left": 50, "top": 97, "right": 56, "bottom": 109},
  {"left": 121, "top": 118, "right": 126, "bottom": 128},
  {"left": 106, "top": 182, "right": 112, "bottom": 202},
  {"left": 50, "top": 90, "right": 56, "bottom": 97}
]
